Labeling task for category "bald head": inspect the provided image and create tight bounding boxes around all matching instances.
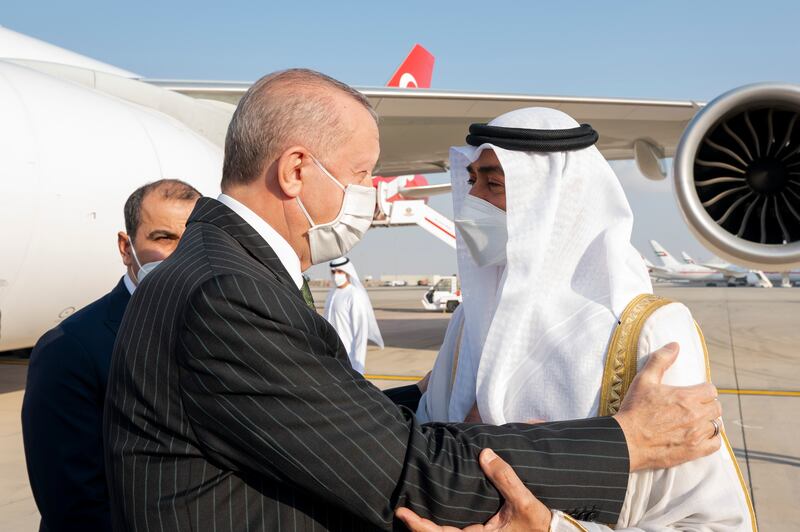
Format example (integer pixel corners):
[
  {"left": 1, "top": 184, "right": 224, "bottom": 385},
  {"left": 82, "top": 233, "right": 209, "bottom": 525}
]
[{"left": 221, "top": 69, "right": 377, "bottom": 190}]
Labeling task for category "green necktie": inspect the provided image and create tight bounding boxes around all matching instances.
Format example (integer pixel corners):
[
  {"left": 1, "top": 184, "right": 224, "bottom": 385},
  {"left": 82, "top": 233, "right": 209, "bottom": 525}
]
[{"left": 300, "top": 278, "right": 315, "bottom": 309}]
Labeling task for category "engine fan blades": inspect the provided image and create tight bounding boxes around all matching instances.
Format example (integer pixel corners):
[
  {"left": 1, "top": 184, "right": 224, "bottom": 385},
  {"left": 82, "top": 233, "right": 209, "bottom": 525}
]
[{"left": 695, "top": 107, "right": 800, "bottom": 245}]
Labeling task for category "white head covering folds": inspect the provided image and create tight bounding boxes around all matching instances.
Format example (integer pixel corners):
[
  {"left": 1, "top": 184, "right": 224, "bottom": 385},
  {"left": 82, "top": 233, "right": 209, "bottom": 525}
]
[
  {"left": 324, "top": 257, "right": 384, "bottom": 349},
  {"left": 420, "top": 108, "right": 755, "bottom": 531},
  {"left": 445, "top": 107, "right": 652, "bottom": 424}
]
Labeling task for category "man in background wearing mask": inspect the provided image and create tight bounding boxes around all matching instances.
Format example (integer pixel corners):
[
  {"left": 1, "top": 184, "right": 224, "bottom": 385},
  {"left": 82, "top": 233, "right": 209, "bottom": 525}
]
[
  {"left": 323, "top": 256, "right": 384, "bottom": 374},
  {"left": 105, "top": 69, "right": 724, "bottom": 531},
  {"left": 22, "top": 179, "right": 200, "bottom": 532}
]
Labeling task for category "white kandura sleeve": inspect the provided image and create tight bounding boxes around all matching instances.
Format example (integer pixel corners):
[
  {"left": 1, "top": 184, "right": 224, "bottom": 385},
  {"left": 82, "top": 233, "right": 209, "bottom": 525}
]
[
  {"left": 416, "top": 306, "right": 465, "bottom": 424},
  {"left": 551, "top": 303, "right": 754, "bottom": 532}
]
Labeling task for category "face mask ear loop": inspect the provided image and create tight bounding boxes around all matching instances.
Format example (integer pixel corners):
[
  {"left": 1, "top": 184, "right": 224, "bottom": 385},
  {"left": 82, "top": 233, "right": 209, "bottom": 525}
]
[
  {"left": 128, "top": 236, "right": 143, "bottom": 283},
  {"left": 311, "top": 155, "right": 346, "bottom": 191},
  {"left": 295, "top": 196, "right": 316, "bottom": 228},
  {"left": 298, "top": 155, "right": 348, "bottom": 231}
]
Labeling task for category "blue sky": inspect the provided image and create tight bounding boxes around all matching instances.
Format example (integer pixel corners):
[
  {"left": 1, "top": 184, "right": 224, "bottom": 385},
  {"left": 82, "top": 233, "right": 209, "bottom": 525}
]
[{"left": 5, "top": 1, "right": 800, "bottom": 277}]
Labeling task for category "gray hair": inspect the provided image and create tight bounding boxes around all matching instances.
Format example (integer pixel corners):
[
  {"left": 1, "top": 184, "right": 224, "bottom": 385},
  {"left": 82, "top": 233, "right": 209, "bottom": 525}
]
[
  {"left": 221, "top": 69, "right": 377, "bottom": 189},
  {"left": 124, "top": 179, "right": 201, "bottom": 239}
]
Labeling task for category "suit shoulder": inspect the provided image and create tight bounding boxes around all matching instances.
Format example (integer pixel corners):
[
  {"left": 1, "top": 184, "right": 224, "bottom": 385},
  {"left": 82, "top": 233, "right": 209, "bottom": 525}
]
[
  {"left": 30, "top": 323, "right": 86, "bottom": 361},
  {"left": 188, "top": 269, "right": 285, "bottom": 305},
  {"left": 185, "top": 270, "right": 317, "bottom": 340},
  {"left": 58, "top": 290, "right": 114, "bottom": 333},
  {"left": 27, "top": 321, "right": 96, "bottom": 394},
  {"left": 194, "top": 223, "right": 282, "bottom": 285},
  {"left": 171, "top": 222, "right": 297, "bottom": 317},
  {"left": 38, "top": 287, "right": 119, "bottom": 360}
]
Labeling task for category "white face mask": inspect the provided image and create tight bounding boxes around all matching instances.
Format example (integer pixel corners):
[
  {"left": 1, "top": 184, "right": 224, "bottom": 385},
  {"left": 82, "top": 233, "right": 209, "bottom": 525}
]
[
  {"left": 455, "top": 195, "right": 508, "bottom": 268},
  {"left": 128, "top": 236, "right": 163, "bottom": 285},
  {"left": 296, "top": 156, "right": 376, "bottom": 265},
  {"left": 333, "top": 272, "right": 348, "bottom": 287}
]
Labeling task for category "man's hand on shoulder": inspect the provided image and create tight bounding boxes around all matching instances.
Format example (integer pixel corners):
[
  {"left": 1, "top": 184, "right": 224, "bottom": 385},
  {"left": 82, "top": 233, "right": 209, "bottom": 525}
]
[
  {"left": 396, "top": 449, "right": 551, "bottom": 532},
  {"left": 613, "top": 342, "right": 722, "bottom": 471}
]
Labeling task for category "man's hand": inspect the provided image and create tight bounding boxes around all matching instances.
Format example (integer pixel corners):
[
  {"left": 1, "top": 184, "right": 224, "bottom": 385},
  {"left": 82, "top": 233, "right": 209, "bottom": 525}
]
[
  {"left": 464, "top": 401, "right": 482, "bottom": 423},
  {"left": 395, "top": 449, "right": 551, "bottom": 532},
  {"left": 613, "top": 342, "right": 722, "bottom": 471},
  {"left": 417, "top": 371, "right": 432, "bottom": 394}
]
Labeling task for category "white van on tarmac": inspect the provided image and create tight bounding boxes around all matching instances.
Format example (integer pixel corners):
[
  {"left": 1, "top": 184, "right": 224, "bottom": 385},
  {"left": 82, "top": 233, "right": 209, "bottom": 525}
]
[{"left": 421, "top": 276, "right": 461, "bottom": 313}]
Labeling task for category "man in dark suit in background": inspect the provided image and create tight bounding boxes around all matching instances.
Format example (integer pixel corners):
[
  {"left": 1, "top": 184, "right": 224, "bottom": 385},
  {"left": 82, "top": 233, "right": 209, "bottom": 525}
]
[
  {"left": 105, "top": 70, "right": 722, "bottom": 532},
  {"left": 22, "top": 179, "right": 200, "bottom": 531}
]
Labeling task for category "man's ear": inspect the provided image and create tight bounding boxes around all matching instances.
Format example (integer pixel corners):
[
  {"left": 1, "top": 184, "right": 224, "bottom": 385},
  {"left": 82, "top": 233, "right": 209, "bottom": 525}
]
[
  {"left": 118, "top": 231, "right": 133, "bottom": 267},
  {"left": 275, "top": 146, "right": 311, "bottom": 199}
]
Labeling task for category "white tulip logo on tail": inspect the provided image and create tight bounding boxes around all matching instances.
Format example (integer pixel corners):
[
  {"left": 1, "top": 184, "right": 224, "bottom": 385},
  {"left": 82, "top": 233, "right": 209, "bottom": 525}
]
[
  {"left": 386, "top": 44, "right": 433, "bottom": 89},
  {"left": 399, "top": 73, "right": 418, "bottom": 88}
]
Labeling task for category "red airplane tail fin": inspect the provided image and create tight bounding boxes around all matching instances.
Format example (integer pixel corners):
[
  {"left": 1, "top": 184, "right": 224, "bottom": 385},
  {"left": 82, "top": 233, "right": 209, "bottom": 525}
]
[{"left": 386, "top": 44, "right": 434, "bottom": 89}]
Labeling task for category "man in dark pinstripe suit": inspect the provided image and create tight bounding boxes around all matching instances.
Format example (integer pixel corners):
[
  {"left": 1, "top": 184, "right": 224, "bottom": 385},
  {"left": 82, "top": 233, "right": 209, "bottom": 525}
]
[{"left": 104, "top": 69, "right": 723, "bottom": 531}]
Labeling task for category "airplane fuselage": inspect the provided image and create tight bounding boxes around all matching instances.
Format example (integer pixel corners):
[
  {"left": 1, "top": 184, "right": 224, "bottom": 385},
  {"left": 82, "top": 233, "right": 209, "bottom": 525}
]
[{"left": 0, "top": 57, "right": 223, "bottom": 351}]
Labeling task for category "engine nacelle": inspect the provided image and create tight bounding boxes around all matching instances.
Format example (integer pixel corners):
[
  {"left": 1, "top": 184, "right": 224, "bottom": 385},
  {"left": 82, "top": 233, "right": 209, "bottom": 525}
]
[{"left": 674, "top": 83, "right": 800, "bottom": 270}]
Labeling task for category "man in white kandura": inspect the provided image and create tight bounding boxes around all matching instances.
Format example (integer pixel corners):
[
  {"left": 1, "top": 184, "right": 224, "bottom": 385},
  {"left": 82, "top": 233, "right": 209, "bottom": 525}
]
[
  {"left": 323, "top": 256, "right": 384, "bottom": 374},
  {"left": 412, "top": 108, "right": 755, "bottom": 531}
]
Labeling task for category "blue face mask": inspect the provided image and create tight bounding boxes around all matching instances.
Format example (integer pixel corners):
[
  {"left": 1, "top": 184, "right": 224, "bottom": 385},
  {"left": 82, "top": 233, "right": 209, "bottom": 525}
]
[{"left": 128, "top": 236, "right": 163, "bottom": 284}]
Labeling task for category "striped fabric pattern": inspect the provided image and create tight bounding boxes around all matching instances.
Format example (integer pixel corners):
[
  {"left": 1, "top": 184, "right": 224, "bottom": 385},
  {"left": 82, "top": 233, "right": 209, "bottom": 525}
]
[{"left": 104, "top": 197, "right": 630, "bottom": 531}]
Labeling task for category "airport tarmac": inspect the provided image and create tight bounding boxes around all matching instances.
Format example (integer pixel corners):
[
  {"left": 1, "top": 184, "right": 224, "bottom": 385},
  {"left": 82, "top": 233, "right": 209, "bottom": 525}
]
[{"left": 1, "top": 286, "right": 798, "bottom": 530}]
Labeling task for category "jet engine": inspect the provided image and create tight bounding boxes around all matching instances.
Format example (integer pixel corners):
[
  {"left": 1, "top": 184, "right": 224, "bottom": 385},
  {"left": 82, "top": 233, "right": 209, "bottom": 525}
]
[{"left": 674, "top": 84, "right": 800, "bottom": 270}]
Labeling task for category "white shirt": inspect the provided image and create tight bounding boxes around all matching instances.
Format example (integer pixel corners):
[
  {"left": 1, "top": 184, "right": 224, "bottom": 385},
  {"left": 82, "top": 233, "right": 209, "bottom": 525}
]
[
  {"left": 323, "top": 284, "right": 371, "bottom": 374},
  {"left": 123, "top": 272, "right": 136, "bottom": 295},
  {"left": 217, "top": 193, "right": 304, "bottom": 289}
]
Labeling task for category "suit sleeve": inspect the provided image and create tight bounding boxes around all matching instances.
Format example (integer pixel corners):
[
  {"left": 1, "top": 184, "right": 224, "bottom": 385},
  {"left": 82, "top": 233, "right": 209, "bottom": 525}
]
[
  {"left": 383, "top": 384, "right": 422, "bottom": 411},
  {"left": 176, "top": 274, "right": 630, "bottom": 530},
  {"left": 21, "top": 328, "right": 112, "bottom": 531}
]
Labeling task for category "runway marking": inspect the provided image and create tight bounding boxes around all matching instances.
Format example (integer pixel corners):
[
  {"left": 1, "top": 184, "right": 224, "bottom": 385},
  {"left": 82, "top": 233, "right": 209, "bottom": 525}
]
[
  {"left": 366, "top": 374, "right": 800, "bottom": 398},
  {"left": 2, "top": 361, "right": 798, "bottom": 398},
  {"left": 718, "top": 388, "right": 800, "bottom": 397},
  {"left": 364, "top": 374, "right": 420, "bottom": 382}
]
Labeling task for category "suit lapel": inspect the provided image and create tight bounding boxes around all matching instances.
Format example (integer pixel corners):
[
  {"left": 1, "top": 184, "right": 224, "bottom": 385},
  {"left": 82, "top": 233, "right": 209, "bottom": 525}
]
[
  {"left": 187, "top": 197, "right": 300, "bottom": 291},
  {"left": 104, "top": 278, "right": 132, "bottom": 336}
]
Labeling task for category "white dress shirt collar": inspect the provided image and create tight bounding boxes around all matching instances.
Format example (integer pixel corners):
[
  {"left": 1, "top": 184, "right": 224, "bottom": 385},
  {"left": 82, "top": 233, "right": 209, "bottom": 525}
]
[
  {"left": 123, "top": 272, "right": 136, "bottom": 295},
  {"left": 217, "top": 193, "right": 304, "bottom": 289}
]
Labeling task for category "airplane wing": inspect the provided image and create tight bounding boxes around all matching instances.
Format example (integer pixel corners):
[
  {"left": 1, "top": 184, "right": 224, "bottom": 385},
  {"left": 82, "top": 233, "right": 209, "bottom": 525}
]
[{"left": 147, "top": 81, "right": 704, "bottom": 176}]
